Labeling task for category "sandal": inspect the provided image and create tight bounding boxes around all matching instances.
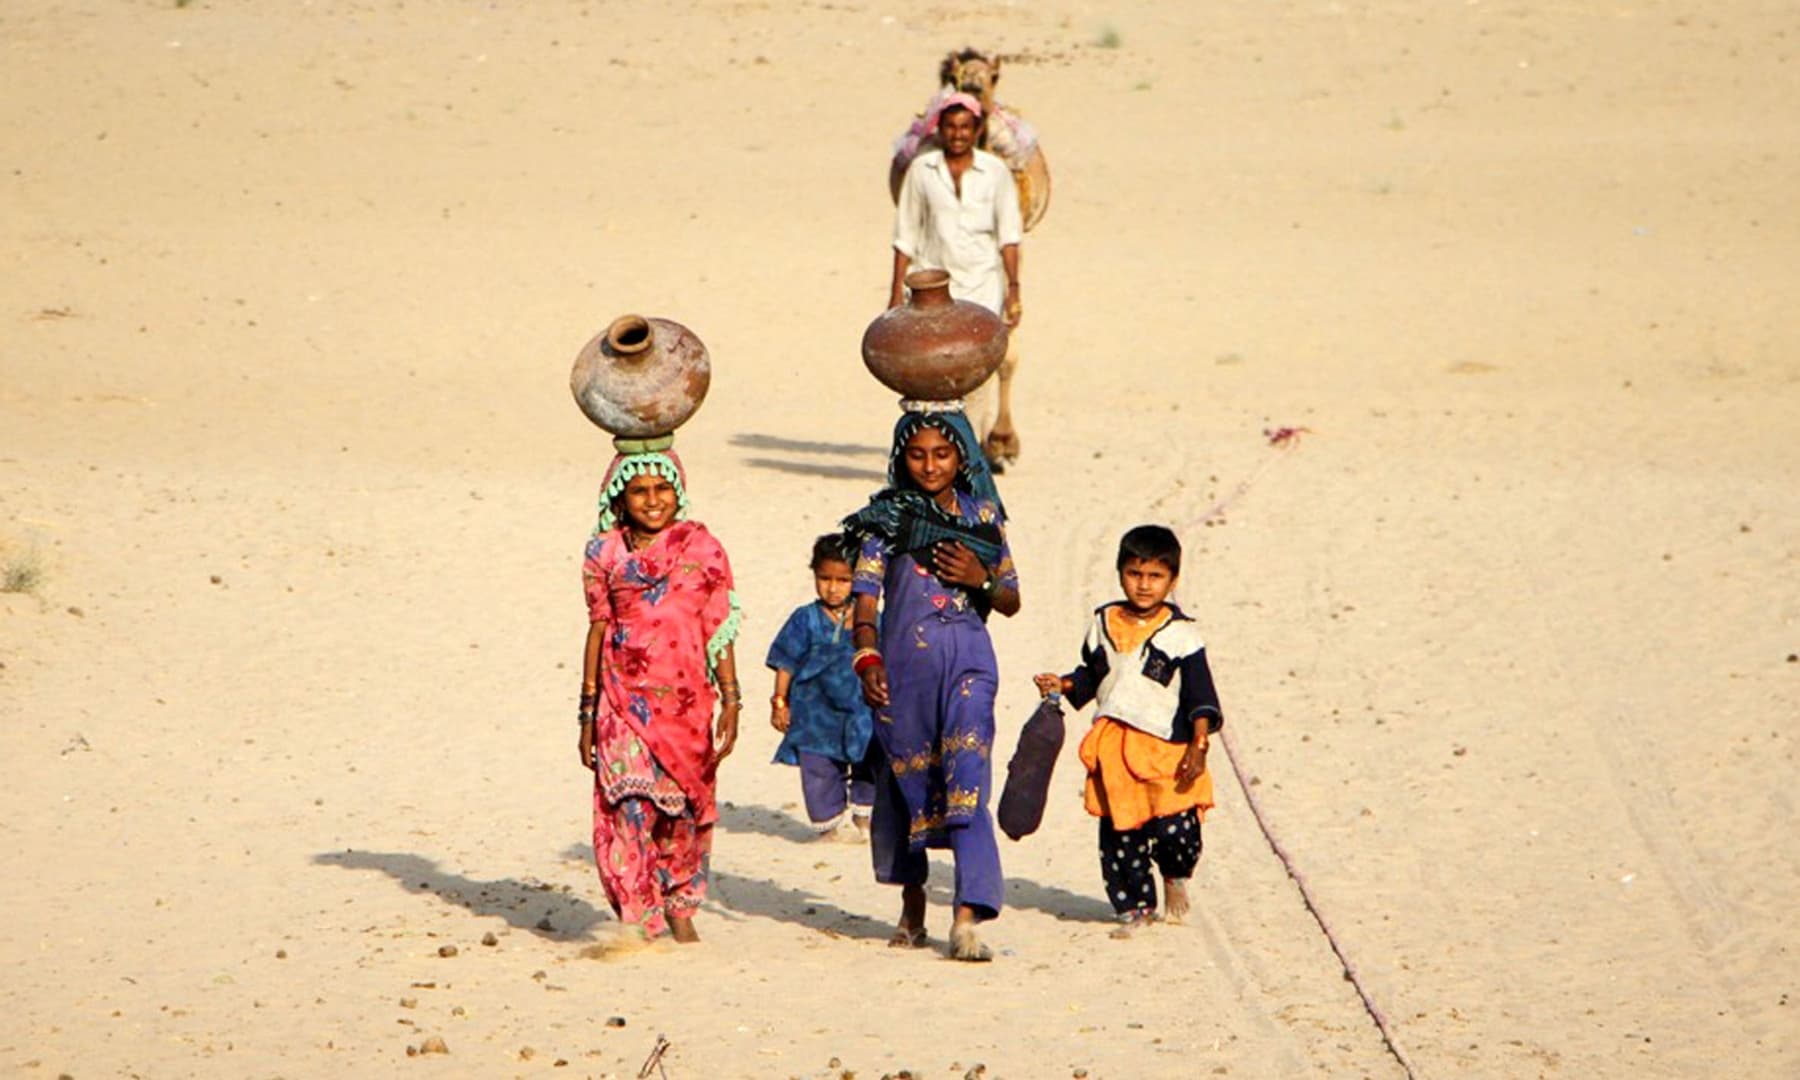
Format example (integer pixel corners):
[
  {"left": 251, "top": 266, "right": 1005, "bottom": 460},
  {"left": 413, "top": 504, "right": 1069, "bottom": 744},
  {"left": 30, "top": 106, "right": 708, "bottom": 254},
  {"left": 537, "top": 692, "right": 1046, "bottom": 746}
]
[
  {"left": 948, "top": 924, "right": 994, "bottom": 962},
  {"left": 888, "top": 925, "right": 928, "bottom": 949},
  {"left": 1108, "top": 911, "right": 1154, "bottom": 940}
]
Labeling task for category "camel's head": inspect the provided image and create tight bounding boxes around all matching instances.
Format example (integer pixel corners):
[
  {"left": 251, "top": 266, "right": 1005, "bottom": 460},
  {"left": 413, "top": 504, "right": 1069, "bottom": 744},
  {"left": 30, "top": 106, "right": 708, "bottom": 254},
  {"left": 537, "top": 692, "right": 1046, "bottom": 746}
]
[{"left": 940, "top": 48, "right": 1001, "bottom": 108}]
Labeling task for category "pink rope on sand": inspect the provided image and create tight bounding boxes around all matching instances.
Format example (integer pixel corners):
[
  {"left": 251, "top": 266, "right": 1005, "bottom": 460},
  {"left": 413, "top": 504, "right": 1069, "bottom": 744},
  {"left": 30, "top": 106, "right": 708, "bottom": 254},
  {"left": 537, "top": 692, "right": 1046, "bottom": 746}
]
[
  {"left": 1176, "top": 427, "right": 1310, "bottom": 534},
  {"left": 1217, "top": 731, "right": 1422, "bottom": 1080},
  {"left": 1187, "top": 428, "right": 1420, "bottom": 1078}
]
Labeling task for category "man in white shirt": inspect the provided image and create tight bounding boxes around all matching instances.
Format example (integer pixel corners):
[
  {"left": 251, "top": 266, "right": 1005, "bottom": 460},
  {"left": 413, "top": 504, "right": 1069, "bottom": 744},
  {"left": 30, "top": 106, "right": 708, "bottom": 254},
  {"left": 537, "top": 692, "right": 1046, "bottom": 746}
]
[{"left": 887, "top": 96, "right": 1023, "bottom": 463}]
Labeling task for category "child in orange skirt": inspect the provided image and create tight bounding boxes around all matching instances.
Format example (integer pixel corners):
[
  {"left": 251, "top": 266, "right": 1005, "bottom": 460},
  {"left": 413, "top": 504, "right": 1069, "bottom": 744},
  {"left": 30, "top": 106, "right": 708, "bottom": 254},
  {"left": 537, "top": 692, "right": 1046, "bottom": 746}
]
[{"left": 1033, "top": 525, "right": 1222, "bottom": 936}]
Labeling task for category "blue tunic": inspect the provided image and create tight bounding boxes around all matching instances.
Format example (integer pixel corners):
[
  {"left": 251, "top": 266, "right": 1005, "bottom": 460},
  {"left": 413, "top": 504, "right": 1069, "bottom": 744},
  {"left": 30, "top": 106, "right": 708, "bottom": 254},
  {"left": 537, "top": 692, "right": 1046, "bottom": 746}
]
[{"left": 767, "top": 602, "right": 874, "bottom": 766}]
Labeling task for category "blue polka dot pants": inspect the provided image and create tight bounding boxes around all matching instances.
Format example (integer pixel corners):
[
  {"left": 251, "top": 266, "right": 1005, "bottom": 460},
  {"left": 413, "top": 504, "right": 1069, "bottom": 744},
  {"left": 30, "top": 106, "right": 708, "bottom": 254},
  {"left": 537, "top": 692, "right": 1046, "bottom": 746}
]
[{"left": 1099, "top": 808, "right": 1202, "bottom": 917}]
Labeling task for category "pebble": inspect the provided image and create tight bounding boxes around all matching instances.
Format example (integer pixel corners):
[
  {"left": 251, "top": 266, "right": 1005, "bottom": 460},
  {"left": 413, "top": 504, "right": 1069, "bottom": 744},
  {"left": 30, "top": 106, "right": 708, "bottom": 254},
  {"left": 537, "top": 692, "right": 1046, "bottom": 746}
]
[
  {"left": 451, "top": 1005, "right": 466, "bottom": 1017},
  {"left": 418, "top": 1035, "right": 449, "bottom": 1055},
  {"left": 481, "top": 931, "right": 498, "bottom": 947},
  {"left": 399, "top": 997, "right": 417, "bottom": 1009},
  {"left": 605, "top": 1016, "right": 627, "bottom": 1028},
  {"left": 518, "top": 1046, "right": 536, "bottom": 1060},
  {"left": 437, "top": 944, "right": 458, "bottom": 957},
  {"left": 537, "top": 917, "right": 556, "bottom": 931},
  {"left": 275, "top": 949, "right": 287, "bottom": 959}
]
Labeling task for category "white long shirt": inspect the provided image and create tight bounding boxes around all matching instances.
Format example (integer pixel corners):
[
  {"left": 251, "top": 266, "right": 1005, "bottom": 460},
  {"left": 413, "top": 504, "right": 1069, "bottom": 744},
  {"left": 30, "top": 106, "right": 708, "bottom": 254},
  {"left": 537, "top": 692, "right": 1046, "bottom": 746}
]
[
  {"left": 1063, "top": 604, "right": 1224, "bottom": 744},
  {"left": 892, "top": 148, "right": 1024, "bottom": 315}
]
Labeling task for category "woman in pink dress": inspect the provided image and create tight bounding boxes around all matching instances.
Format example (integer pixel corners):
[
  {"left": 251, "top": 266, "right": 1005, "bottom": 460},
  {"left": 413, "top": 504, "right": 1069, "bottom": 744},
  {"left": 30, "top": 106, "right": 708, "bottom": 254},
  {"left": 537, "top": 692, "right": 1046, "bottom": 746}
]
[{"left": 576, "top": 446, "right": 743, "bottom": 943}]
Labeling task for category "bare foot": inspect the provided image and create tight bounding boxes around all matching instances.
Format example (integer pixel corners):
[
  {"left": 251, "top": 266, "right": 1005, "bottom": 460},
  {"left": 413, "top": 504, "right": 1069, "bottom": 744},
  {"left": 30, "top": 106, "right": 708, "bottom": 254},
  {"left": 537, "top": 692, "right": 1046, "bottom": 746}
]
[
  {"left": 1109, "top": 911, "right": 1154, "bottom": 940},
  {"left": 1164, "top": 877, "right": 1190, "bottom": 924},
  {"left": 668, "top": 915, "right": 700, "bottom": 944}
]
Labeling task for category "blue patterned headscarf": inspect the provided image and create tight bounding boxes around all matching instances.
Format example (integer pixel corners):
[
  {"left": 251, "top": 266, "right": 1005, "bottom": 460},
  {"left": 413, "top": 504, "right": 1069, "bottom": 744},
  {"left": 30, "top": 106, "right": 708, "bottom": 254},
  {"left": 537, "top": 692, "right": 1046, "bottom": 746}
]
[
  {"left": 883, "top": 405, "right": 1005, "bottom": 517},
  {"left": 842, "top": 404, "right": 1007, "bottom": 562}
]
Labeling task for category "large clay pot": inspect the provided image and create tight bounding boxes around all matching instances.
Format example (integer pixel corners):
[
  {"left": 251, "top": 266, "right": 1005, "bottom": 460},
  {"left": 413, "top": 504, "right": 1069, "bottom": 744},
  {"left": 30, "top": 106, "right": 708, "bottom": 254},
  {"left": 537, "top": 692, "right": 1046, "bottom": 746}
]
[
  {"left": 570, "top": 314, "right": 711, "bottom": 438},
  {"left": 861, "top": 270, "right": 1007, "bottom": 401}
]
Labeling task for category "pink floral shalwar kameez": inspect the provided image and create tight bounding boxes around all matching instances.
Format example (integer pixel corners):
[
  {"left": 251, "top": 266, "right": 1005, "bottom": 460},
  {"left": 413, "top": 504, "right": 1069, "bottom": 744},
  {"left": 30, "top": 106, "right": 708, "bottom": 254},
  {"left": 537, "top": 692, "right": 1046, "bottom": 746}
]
[{"left": 582, "top": 519, "right": 740, "bottom": 938}]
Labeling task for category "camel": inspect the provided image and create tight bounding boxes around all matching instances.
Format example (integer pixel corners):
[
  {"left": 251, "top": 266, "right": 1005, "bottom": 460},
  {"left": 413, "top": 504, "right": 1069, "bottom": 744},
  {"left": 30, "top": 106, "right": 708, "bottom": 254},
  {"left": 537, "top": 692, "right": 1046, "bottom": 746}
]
[{"left": 889, "top": 48, "right": 1050, "bottom": 470}]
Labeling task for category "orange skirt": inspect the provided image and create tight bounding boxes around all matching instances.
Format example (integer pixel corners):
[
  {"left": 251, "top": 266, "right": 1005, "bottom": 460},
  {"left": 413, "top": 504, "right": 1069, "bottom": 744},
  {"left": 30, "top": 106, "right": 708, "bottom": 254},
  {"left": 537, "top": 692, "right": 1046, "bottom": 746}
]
[{"left": 1079, "top": 716, "right": 1213, "bottom": 832}]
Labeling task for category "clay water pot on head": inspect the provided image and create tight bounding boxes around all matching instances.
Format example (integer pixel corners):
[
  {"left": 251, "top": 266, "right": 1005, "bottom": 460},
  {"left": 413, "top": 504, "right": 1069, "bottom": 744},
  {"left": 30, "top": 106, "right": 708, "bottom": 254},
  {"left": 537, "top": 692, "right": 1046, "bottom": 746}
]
[
  {"left": 570, "top": 315, "right": 711, "bottom": 438},
  {"left": 861, "top": 270, "right": 1008, "bottom": 401}
]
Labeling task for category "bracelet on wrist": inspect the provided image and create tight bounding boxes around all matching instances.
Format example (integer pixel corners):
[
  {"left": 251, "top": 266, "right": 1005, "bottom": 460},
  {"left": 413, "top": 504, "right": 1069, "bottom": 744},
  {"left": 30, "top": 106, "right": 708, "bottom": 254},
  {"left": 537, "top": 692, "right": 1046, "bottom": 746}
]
[{"left": 852, "top": 649, "right": 885, "bottom": 676}]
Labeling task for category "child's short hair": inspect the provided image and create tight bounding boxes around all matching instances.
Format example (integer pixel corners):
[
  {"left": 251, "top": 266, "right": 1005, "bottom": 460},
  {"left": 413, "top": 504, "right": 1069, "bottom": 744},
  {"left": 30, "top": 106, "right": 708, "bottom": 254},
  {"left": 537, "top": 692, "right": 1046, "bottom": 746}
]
[
  {"left": 810, "top": 532, "right": 855, "bottom": 570},
  {"left": 1116, "top": 525, "right": 1181, "bottom": 575}
]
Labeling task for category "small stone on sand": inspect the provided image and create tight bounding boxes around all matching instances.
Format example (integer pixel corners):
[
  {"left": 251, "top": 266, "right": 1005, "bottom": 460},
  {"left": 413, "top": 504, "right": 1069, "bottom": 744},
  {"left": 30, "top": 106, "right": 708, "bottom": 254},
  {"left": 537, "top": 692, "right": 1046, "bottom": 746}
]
[{"left": 437, "top": 944, "right": 458, "bottom": 957}]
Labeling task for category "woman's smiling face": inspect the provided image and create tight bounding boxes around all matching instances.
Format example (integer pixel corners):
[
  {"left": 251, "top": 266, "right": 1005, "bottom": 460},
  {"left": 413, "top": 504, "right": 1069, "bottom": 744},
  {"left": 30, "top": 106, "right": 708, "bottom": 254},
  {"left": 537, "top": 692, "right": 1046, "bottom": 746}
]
[{"left": 619, "top": 472, "right": 677, "bottom": 533}]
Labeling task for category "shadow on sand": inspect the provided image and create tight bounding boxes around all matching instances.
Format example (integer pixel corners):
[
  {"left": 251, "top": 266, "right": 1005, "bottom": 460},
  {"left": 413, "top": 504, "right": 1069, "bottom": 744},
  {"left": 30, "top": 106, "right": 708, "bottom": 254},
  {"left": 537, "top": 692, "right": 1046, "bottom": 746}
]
[
  {"left": 314, "top": 811, "right": 1110, "bottom": 949},
  {"left": 312, "top": 848, "right": 609, "bottom": 941},
  {"left": 553, "top": 831, "right": 894, "bottom": 942},
  {"left": 729, "top": 433, "right": 887, "bottom": 458},
  {"left": 737, "top": 457, "right": 886, "bottom": 484},
  {"left": 720, "top": 801, "right": 1116, "bottom": 924},
  {"left": 730, "top": 433, "right": 888, "bottom": 483}
]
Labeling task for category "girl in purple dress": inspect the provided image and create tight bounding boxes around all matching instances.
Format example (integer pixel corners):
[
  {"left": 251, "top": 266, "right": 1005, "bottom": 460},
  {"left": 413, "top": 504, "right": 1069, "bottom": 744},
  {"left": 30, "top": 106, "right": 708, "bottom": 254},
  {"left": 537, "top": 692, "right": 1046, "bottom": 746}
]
[{"left": 843, "top": 404, "right": 1020, "bottom": 962}]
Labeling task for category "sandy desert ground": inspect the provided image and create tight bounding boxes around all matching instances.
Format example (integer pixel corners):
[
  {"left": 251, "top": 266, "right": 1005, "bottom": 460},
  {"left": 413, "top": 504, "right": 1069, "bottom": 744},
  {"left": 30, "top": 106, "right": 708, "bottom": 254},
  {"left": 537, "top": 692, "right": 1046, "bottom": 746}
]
[{"left": 2, "top": 1, "right": 1797, "bottom": 1077}]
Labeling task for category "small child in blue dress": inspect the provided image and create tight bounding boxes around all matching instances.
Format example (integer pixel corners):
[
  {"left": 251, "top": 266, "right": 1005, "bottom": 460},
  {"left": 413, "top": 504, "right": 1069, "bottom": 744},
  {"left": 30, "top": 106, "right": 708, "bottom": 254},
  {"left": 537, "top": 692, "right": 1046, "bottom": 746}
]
[{"left": 768, "top": 534, "right": 877, "bottom": 841}]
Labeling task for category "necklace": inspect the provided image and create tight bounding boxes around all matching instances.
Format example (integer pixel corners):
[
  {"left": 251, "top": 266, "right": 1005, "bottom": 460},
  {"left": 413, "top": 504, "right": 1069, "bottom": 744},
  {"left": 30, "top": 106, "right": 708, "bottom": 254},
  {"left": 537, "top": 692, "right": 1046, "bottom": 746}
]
[{"left": 625, "top": 528, "right": 659, "bottom": 552}]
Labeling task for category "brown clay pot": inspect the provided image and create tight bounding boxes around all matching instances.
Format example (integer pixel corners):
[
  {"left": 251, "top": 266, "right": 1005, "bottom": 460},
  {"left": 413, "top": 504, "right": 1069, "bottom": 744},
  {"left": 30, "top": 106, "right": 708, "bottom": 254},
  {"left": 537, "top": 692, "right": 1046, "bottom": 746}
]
[
  {"left": 570, "top": 314, "right": 711, "bottom": 438},
  {"left": 861, "top": 270, "right": 1008, "bottom": 401}
]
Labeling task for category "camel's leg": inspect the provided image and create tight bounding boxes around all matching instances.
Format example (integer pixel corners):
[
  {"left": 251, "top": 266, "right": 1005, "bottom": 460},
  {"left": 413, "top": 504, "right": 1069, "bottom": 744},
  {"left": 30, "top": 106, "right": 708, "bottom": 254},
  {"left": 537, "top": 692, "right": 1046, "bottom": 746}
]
[
  {"left": 982, "top": 337, "right": 1022, "bottom": 466},
  {"left": 966, "top": 370, "right": 998, "bottom": 448}
]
